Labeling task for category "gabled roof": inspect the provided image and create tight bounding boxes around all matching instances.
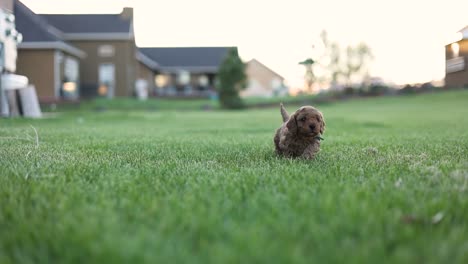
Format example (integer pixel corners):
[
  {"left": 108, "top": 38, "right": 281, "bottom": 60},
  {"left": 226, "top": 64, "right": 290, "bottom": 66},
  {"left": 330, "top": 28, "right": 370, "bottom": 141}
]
[
  {"left": 14, "top": 0, "right": 86, "bottom": 58},
  {"left": 247, "top": 59, "right": 284, "bottom": 80},
  {"left": 41, "top": 13, "right": 133, "bottom": 40},
  {"left": 139, "top": 47, "right": 232, "bottom": 73},
  {"left": 14, "top": 0, "right": 63, "bottom": 42}
]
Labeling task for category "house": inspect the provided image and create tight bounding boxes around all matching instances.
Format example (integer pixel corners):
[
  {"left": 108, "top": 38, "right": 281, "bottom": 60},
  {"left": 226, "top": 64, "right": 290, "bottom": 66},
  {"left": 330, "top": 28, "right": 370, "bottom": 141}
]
[
  {"left": 241, "top": 59, "right": 287, "bottom": 97},
  {"left": 14, "top": 0, "right": 157, "bottom": 102},
  {"left": 139, "top": 47, "right": 231, "bottom": 97},
  {"left": 445, "top": 26, "right": 468, "bottom": 88},
  {"left": 14, "top": 0, "right": 86, "bottom": 102},
  {"left": 12, "top": 0, "right": 286, "bottom": 101}
]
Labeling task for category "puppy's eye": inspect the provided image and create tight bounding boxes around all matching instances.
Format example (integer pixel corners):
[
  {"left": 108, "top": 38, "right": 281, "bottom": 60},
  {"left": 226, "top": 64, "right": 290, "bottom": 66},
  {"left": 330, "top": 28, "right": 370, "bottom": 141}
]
[{"left": 300, "top": 117, "right": 306, "bottom": 122}]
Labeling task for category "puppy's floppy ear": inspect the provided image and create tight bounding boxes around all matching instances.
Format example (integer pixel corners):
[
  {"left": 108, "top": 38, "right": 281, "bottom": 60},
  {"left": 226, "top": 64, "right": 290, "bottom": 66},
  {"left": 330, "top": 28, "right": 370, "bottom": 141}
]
[
  {"left": 286, "top": 111, "right": 298, "bottom": 132},
  {"left": 319, "top": 112, "right": 326, "bottom": 134}
]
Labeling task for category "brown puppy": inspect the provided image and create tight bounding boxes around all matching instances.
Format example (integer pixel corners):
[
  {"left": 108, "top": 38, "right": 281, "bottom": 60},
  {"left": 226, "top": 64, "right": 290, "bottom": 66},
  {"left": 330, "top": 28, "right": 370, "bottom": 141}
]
[{"left": 274, "top": 103, "right": 325, "bottom": 159}]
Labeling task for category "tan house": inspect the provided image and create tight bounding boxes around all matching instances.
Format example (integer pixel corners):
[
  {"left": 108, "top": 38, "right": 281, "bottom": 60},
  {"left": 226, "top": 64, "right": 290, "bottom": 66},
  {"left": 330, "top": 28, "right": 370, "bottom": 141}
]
[
  {"left": 445, "top": 26, "right": 468, "bottom": 88},
  {"left": 241, "top": 59, "right": 286, "bottom": 98},
  {"left": 14, "top": 0, "right": 157, "bottom": 102}
]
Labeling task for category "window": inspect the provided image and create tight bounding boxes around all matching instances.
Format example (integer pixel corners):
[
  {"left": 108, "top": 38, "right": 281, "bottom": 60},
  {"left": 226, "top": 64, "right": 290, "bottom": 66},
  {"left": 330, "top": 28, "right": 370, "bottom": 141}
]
[
  {"left": 198, "top": 75, "right": 209, "bottom": 87},
  {"left": 61, "top": 57, "right": 79, "bottom": 99},
  {"left": 98, "top": 64, "right": 115, "bottom": 98},
  {"left": 98, "top": 45, "right": 115, "bottom": 57},
  {"left": 177, "top": 70, "right": 190, "bottom": 85}
]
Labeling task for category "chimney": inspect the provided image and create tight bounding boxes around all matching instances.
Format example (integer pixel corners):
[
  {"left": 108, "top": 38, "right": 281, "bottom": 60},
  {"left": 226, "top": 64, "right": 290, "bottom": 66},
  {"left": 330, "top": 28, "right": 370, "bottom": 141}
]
[{"left": 120, "top": 7, "right": 133, "bottom": 20}]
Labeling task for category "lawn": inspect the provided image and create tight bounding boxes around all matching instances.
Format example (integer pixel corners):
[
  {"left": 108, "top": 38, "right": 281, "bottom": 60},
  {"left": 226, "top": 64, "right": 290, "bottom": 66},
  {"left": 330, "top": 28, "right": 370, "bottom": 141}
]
[{"left": 1, "top": 90, "right": 467, "bottom": 263}]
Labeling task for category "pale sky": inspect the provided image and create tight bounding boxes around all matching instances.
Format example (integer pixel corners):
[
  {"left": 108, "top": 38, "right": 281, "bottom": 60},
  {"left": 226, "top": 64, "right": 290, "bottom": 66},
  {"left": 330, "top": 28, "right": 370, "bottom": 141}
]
[{"left": 21, "top": 0, "right": 468, "bottom": 88}]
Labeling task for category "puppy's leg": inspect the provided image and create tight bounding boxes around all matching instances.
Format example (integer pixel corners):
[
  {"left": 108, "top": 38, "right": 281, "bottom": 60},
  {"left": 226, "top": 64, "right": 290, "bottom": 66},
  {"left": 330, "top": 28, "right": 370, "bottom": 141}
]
[
  {"left": 301, "top": 142, "right": 320, "bottom": 160},
  {"left": 280, "top": 103, "right": 289, "bottom": 122}
]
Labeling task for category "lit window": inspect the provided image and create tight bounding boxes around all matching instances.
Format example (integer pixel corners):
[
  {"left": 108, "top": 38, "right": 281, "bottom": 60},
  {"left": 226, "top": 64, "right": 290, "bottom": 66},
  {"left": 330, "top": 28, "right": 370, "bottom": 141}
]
[
  {"left": 198, "top": 75, "right": 209, "bottom": 86},
  {"left": 451, "top": 43, "right": 460, "bottom": 58},
  {"left": 177, "top": 71, "right": 190, "bottom": 85}
]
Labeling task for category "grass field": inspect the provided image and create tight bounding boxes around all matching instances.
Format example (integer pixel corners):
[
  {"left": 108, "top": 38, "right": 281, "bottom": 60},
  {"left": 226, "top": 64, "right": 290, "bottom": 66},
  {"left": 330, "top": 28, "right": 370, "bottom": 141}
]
[{"left": 1, "top": 91, "right": 468, "bottom": 263}]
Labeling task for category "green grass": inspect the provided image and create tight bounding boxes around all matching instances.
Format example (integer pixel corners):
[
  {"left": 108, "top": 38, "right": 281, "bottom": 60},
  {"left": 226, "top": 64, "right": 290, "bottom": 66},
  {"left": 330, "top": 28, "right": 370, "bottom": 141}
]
[
  {"left": 1, "top": 91, "right": 467, "bottom": 263},
  {"left": 67, "top": 97, "right": 217, "bottom": 112}
]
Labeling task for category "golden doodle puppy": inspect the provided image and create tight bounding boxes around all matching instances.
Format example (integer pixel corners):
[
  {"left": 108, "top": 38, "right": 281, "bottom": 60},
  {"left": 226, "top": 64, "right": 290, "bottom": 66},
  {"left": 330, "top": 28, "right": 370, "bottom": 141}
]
[{"left": 274, "top": 103, "right": 325, "bottom": 159}]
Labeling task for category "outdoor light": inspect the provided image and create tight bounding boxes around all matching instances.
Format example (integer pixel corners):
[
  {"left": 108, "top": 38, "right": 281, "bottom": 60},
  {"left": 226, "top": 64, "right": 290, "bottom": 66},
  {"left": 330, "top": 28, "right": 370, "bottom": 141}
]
[
  {"left": 63, "top": 82, "right": 77, "bottom": 93},
  {"left": 155, "top": 75, "right": 168, "bottom": 87},
  {"left": 98, "top": 85, "right": 108, "bottom": 96}
]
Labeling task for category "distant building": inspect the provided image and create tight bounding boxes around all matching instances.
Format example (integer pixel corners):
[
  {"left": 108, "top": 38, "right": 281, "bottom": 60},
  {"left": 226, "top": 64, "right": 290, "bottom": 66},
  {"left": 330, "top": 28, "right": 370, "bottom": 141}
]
[
  {"left": 241, "top": 59, "right": 287, "bottom": 98},
  {"left": 14, "top": 0, "right": 156, "bottom": 102},
  {"left": 445, "top": 26, "right": 468, "bottom": 88},
  {"left": 14, "top": 0, "right": 86, "bottom": 102},
  {"left": 13, "top": 0, "right": 286, "bottom": 102},
  {"left": 139, "top": 47, "right": 231, "bottom": 97}
]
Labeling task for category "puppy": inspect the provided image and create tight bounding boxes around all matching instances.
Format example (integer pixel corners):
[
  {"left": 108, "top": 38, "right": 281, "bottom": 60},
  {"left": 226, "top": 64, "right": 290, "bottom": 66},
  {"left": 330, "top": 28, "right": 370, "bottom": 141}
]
[{"left": 274, "top": 103, "right": 325, "bottom": 159}]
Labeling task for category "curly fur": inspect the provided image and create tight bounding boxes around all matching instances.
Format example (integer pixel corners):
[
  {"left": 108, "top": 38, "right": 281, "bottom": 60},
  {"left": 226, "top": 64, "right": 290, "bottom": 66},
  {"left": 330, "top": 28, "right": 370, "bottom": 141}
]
[{"left": 274, "top": 103, "right": 326, "bottom": 159}]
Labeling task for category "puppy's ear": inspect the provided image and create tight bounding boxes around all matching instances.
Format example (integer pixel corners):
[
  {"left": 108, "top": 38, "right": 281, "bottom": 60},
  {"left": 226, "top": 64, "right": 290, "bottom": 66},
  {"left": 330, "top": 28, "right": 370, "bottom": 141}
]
[
  {"left": 280, "top": 103, "right": 289, "bottom": 122},
  {"left": 286, "top": 112, "right": 298, "bottom": 132},
  {"left": 319, "top": 112, "right": 326, "bottom": 134}
]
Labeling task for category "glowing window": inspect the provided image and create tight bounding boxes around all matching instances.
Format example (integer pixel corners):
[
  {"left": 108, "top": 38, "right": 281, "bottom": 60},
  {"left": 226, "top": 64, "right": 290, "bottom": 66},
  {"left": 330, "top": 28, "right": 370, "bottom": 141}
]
[{"left": 451, "top": 43, "right": 460, "bottom": 58}]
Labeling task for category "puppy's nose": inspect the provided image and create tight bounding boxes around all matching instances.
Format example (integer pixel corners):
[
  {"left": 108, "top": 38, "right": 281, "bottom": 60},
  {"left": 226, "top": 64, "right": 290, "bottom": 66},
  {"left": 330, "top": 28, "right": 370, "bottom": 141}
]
[{"left": 309, "top": 124, "right": 316, "bottom": 131}]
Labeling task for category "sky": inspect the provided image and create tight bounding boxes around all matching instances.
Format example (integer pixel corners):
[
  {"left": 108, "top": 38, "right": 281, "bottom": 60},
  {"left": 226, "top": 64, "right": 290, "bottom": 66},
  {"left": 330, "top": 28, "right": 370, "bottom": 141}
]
[{"left": 21, "top": 0, "right": 468, "bottom": 88}]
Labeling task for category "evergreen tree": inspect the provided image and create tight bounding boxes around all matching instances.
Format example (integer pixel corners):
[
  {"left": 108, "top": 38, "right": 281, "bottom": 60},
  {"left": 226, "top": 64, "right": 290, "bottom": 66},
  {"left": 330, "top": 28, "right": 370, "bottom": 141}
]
[{"left": 217, "top": 48, "right": 246, "bottom": 109}]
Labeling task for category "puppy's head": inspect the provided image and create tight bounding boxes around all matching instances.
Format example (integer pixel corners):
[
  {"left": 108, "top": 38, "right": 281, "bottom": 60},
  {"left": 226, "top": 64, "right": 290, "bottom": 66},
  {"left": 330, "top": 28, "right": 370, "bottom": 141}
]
[{"left": 286, "top": 106, "right": 325, "bottom": 138}]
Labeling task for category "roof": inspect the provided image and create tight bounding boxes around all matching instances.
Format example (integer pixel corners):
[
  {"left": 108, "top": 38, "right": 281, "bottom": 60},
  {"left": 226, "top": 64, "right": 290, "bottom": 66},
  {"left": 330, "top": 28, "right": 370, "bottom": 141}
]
[
  {"left": 247, "top": 59, "right": 284, "bottom": 80},
  {"left": 136, "top": 51, "right": 160, "bottom": 71},
  {"left": 40, "top": 13, "right": 133, "bottom": 39},
  {"left": 14, "top": 0, "right": 86, "bottom": 58},
  {"left": 459, "top": 25, "right": 468, "bottom": 39},
  {"left": 14, "top": 0, "right": 63, "bottom": 42},
  {"left": 139, "top": 47, "right": 233, "bottom": 73}
]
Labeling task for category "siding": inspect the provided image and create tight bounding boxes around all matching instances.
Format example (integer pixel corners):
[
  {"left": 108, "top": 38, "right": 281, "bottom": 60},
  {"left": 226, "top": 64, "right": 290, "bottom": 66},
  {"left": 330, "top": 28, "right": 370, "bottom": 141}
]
[
  {"left": 70, "top": 40, "right": 137, "bottom": 97},
  {"left": 137, "top": 61, "right": 155, "bottom": 90},
  {"left": 16, "top": 49, "right": 55, "bottom": 100},
  {"left": 445, "top": 39, "right": 468, "bottom": 88}
]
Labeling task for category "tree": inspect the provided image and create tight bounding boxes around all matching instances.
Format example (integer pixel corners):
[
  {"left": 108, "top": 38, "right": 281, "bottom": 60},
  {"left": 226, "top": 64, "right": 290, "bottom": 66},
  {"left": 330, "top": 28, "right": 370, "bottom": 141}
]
[
  {"left": 217, "top": 48, "right": 247, "bottom": 109},
  {"left": 342, "top": 42, "right": 373, "bottom": 85},
  {"left": 299, "top": 58, "right": 316, "bottom": 93},
  {"left": 316, "top": 30, "right": 373, "bottom": 88}
]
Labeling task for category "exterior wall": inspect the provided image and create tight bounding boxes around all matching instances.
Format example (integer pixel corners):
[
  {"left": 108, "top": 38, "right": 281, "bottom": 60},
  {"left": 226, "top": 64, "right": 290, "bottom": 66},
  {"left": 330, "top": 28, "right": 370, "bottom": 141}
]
[
  {"left": 445, "top": 39, "right": 468, "bottom": 88},
  {"left": 0, "top": 0, "right": 13, "bottom": 12},
  {"left": 70, "top": 39, "right": 137, "bottom": 97},
  {"left": 241, "top": 60, "right": 284, "bottom": 97},
  {"left": 137, "top": 61, "right": 155, "bottom": 89},
  {"left": 16, "top": 49, "right": 55, "bottom": 101}
]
